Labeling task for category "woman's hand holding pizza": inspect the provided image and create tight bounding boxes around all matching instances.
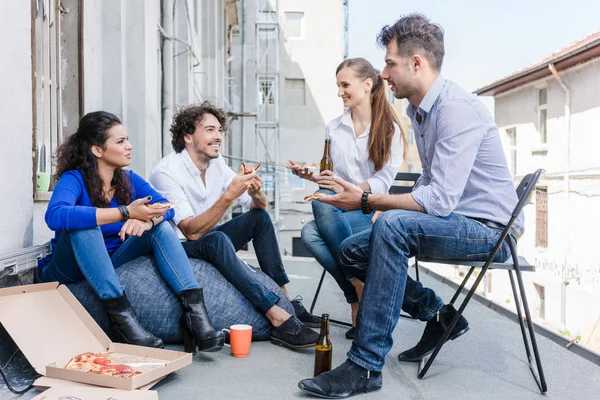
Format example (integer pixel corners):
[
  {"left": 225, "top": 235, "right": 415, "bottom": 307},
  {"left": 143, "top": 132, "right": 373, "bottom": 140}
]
[
  {"left": 127, "top": 197, "right": 170, "bottom": 221},
  {"left": 288, "top": 160, "right": 318, "bottom": 182}
]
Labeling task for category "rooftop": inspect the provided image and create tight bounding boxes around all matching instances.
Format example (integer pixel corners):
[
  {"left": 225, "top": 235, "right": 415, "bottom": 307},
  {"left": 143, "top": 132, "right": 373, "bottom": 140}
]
[
  {"left": 475, "top": 31, "right": 600, "bottom": 96},
  {"left": 2, "top": 256, "right": 600, "bottom": 399}
]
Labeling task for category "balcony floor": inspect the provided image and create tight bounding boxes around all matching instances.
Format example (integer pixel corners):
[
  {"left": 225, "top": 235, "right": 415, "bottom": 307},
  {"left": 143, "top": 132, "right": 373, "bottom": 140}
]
[{"left": 2, "top": 256, "right": 599, "bottom": 399}]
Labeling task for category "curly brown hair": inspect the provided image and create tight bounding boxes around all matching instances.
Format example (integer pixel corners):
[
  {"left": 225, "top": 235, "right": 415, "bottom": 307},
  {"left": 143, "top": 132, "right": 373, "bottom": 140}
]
[
  {"left": 55, "top": 111, "right": 131, "bottom": 208},
  {"left": 170, "top": 102, "right": 229, "bottom": 153}
]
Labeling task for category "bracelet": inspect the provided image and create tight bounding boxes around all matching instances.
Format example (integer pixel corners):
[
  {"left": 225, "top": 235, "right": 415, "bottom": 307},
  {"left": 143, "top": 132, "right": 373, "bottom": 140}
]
[
  {"left": 361, "top": 191, "right": 372, "bottom": 215},
  {"left": 117, "top": 205, "right": 130, "bottom": 222}
]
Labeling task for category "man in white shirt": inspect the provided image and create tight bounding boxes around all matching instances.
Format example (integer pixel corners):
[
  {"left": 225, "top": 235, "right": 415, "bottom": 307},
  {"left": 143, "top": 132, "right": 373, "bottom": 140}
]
[{"left": 149, "top": 102, "right": 320, "bottom": 349}]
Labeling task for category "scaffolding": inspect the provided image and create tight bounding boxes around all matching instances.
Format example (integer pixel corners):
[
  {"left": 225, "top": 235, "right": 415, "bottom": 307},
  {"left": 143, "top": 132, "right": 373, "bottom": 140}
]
[{"left": 254, "top": 0, "right": 281, "bottom": 228}]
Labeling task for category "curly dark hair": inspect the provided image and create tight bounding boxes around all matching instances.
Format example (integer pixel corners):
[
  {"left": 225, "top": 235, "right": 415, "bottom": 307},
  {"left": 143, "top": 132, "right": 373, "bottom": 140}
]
[
  {"left": 55, "top": 111, "right": 131, "bottom": 208},
  {"left": 170, "top": 101, "right": 229, "bottom": 153},
  {"left": 377, "top": 13, "right": 445, "bottom": 71}
]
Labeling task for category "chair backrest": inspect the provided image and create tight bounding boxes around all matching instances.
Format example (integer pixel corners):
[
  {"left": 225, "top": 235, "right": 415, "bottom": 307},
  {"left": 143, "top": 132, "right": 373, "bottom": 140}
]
[
  {"left": 389, "top": 172, "right": 421, "bottom": 194},
  {"left": 512, "top": 169, "right": 544, "bottom": 218}
]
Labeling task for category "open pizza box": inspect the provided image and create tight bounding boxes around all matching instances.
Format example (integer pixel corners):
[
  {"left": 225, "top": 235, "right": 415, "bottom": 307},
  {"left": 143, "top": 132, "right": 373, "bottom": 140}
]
[{"left": 0, "top": 282, "right": 192, "bottom": 391}]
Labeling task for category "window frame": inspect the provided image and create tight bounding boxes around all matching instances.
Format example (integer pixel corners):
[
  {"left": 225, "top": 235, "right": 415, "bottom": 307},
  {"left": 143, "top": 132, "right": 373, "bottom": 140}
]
[{"left": 284, "top": 11, "right": 304, "bottom": 39}]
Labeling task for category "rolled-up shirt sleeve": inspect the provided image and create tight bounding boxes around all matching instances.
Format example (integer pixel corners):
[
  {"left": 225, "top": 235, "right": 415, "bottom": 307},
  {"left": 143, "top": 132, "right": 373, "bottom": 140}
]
[
  {"left": 366, "top": 123, "right": 404, "bottom": 194},
  {"left": 411, "top": 99, "right": 486, "bottom": 217},
  {"left": 149, "top": 171, "right": 195, "bottom": 225}
]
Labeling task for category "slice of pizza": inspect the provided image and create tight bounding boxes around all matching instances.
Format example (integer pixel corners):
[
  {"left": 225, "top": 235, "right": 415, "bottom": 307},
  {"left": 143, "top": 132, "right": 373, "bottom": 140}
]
[
  {"left": 286, "top": 161, "right": 318, "bottom": 173},
  {"left": 241, "top": 162, "right": 261, "bottom": 175},
  {"left": 65, "top": 352, "right": 141, "bottom": 378},
  {"left": 145, "top": 201, "right": 175, "bottom": 209},
  {"left": 303, "top": 192, "right": 329, "bottom": 202}
]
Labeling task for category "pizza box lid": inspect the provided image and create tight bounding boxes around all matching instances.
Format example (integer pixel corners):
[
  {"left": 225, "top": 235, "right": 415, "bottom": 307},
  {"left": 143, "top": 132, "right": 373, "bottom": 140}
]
[
  {"left": 32, "top": 385, "right": 158, "bottom": 400},
  {"left": 0, "top": 282, "right": 191, "bottom": 390}
]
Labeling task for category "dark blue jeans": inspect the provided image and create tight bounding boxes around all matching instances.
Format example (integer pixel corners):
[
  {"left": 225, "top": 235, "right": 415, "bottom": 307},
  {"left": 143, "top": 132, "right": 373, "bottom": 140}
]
[
  {"left": 182, "top": 209, "right": 288, "bottom": 315},
  {"left": 213, "top": 209, "right": 290, "bottom": 287},
  {"left": 39, "top": 223, "right": 200, "bottom": 300},
  {"left": 339, "top": 211, "right": 511, "bottom": 371},
  {"left": 182, "top": 231, "right": 281, "bottom": 314},
  {"left": 301, "top": 189, "right": 373, "bottom": 304}
]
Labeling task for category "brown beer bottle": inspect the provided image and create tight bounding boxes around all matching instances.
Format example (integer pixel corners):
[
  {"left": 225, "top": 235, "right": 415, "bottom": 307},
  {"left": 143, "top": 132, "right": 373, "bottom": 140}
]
[
  {"left": 320, "top": 139, "right": 334, "bottom": 172},
  {"left": 314, "top": 313, "right": 332, "bottom": 377}
]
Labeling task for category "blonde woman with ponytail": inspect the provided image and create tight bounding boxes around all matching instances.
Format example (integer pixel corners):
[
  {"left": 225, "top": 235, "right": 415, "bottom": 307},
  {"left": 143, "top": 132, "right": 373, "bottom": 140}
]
[{"left": 297, "top": 57, "right": 405, "bottom": 339}]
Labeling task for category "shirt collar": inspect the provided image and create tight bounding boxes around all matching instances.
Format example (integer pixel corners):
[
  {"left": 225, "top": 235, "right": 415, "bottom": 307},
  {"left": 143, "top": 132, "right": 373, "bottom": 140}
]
[
  {"left": 406, "top": 74, "right": 446, "bottom": 119},
  {"left": 331, "top": 107, "right": 352, "bottom": 129}
]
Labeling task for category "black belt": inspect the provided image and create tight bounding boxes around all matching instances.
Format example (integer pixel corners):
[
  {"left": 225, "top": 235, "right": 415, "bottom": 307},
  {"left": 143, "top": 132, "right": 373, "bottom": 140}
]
[{"left": 470, "top": 217, "right": 520, "bottom": 242}]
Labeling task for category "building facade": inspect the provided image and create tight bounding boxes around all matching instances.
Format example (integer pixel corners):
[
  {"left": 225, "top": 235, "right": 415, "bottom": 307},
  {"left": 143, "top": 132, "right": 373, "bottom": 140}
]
[{"left": 475, "top": 32, "right": 600, "bottom": 350}]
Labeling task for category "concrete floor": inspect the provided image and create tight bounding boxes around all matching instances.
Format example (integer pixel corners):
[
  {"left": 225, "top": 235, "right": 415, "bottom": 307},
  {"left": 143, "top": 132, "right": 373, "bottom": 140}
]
[{"left": 2, "top": 256, "right": 600, "bottom": 399}]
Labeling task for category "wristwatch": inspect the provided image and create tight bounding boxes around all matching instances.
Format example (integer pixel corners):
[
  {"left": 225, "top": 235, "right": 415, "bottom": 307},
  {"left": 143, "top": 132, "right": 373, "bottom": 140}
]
[{"left": 361, "top": 191, "right": 372, "bottom": 215}]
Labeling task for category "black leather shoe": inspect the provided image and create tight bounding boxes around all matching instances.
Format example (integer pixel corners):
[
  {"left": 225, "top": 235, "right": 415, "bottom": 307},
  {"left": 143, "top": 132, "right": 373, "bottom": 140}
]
[
  {"left": 345, "top": 327, "right": 356, "bottom": 340},
  {"left": 398, "top": 304, "right": 469, "bottom": 362},
  {"left": 291, "top": 296, "right": 322, "bottom": 328},
  {"left": 298, "top": 359, "right": 382, "bottom": 398},
  {"left": 271, "top": 316, "right": 319, "bottom": 349},
  {"left": 178, "top": 288, "right": 224, "bottom": 354},
  {"left": 103, "top": 293, "right": 164, "bottom": 348}
]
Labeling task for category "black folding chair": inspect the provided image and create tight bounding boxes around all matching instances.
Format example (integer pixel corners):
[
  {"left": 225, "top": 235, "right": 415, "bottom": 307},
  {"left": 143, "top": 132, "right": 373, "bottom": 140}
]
[
  {"left": 309, "top": 172, "right": 422, "bottom": 326},
  {"left": 415, "top": 169, "right": 547, "bottom": 394}
]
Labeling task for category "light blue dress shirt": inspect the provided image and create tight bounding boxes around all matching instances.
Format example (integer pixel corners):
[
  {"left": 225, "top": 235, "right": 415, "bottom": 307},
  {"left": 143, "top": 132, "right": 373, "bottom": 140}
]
[{"left": 408, "top": 75, "right": 524, "bottom": 235}]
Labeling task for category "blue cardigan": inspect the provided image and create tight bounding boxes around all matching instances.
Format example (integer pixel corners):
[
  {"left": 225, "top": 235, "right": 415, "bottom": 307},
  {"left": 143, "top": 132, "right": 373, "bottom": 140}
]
[{"left": 41, "top": 169, "right": 174, "bottom": 268}]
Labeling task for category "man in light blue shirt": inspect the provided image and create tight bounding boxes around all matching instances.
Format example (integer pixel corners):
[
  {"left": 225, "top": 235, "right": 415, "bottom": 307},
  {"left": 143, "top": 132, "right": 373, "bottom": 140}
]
[{"left": 298, "top": 13, "right": 523, "bottom": 398}]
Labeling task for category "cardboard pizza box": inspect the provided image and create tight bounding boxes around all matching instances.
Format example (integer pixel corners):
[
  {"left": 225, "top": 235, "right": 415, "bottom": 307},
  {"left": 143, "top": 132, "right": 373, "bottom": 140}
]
[
  {"left": 32, "top": 385, "right": 158, "bottom": 400},
  {"left": 0, "top": 282, "right": 191, "bottom": 390}
]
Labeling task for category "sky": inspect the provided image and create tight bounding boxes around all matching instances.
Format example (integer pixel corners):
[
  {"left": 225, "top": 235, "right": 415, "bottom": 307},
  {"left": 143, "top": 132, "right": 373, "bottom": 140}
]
[{"left": 348, "top": 0, "right": 600, "bottom": 112}]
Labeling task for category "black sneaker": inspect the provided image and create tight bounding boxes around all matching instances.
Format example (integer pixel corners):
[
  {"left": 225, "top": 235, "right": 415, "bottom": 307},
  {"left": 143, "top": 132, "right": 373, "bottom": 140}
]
[
  {"left": 345, "top": 327, "right": 356, "bottom": 340},
  {"left": 397, "top": 304, "right": 469, "bottom": 362},
  {"left": 291, "top": 296, "right": 322, "bottom": 328},
  {"left": 271, "top": 316, "right": 319, "bottom": 349}
]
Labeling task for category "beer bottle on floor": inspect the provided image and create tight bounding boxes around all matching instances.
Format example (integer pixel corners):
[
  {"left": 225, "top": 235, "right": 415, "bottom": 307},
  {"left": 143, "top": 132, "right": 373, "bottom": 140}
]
[
  {"left": 314, "top": 313, "right": 332, "bottom": 377},
  {"left": 320, "top": 139, "right": 333, "bottom": 172}
]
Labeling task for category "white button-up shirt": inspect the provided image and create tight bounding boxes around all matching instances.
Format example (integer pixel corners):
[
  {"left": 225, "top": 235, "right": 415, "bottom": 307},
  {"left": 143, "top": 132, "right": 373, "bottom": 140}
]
[
  {"left": 327, "top": 108, "right": 404, "bottom": 194},
  {"left": 149, "top": 150, "right": 251, "bottom": 238}
]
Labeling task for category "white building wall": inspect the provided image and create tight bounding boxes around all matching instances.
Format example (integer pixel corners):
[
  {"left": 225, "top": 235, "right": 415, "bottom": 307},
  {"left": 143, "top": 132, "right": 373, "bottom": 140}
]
[
  {"left": 0, "top": 1, "right": 34, "bottom": 253},
  {"left": 490, "top": 57, "right": 600, "bottom": 347},
  {"left": 2, "top": 0, "right": 230, "bottom": 255}
]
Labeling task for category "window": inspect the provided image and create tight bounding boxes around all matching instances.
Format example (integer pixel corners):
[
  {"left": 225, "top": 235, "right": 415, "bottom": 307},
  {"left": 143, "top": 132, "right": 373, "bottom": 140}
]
[
  {"left": 533, "top": 283, "right": 545, "bottom": 320},
  {"left": 284, "top": 12, "right": 304, "bottom": 38},
  {"left": 259, "top": 77, "right": 275, "bottom": 105},
  {"left": 33, "top": 0, "right": 63, "bottom": 189},
  {"left": 535, "top": 187, "right": 548, "bottom": 248},
  {"left": 407, "top": 126, "right": 415, "bottom": 144},
  {"left": 506, "top": 128, "right": 517, "bottom": 175},
  {"left": 538, "top": 88, "right": 547, "bottom": 144},
  {"left": 285, "top": 78, "right": 305, "bottom": 105}
]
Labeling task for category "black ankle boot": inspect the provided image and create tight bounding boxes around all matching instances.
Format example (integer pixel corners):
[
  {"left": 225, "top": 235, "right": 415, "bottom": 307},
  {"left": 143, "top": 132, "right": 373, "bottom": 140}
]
[
  {"left": 103, "top": 293, "right": 164, "bottom": 348},
  {"left": 397, "top": 304, "right": 469, "bottom": 362},
  {"left": 178, "top": 288, "right": 224, "bottom": 354}
]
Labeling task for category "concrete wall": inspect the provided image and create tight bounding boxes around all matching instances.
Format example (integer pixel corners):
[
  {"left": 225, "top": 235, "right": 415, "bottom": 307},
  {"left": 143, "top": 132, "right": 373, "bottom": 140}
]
[
  {"left": 229, "top": 0, "right": 345, "bottom": 254},
  {"left": 0, "top": 0, "right": 35, "bottom": 254},
  {"left": 489, "top": 57, "right": 600, "bottom": 348},
  {"left": 2, "top": 0, "right": 231, "bottom": 254}
]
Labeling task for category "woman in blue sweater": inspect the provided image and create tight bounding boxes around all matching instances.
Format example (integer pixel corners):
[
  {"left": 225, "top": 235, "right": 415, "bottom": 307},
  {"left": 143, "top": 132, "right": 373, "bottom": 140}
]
[{"left": 39, "top": 111, "right": 224, "bottom": 353}]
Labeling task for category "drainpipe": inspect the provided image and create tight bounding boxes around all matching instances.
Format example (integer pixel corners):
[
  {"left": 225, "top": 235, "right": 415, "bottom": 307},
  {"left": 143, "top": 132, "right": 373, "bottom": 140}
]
[
  {"left": 241, "top": 0, "right": 246, "bottom": 162},
  {"left": 161, "top": 0, "right": 174, "bottom": 157},
  {"left": 548, "top": 63, "right": 571, "bottom": 331}
]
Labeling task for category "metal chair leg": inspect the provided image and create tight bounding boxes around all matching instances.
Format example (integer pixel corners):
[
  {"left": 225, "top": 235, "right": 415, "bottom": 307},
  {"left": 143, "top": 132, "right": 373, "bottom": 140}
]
[
  {"left": 508, "top": 239, "right": 547, "bottom": 393},
  {"left": 309, "top": 269, "right": 327, "bottom": 315},
  {"left": 418, "top": 262, "right": 489, "bottom": 379},
  {"left": 450, "top": 266, "right": 475, "bottom": 305},
  {"left": 419, "top": 226, "right": 511, "bottom": 379}
]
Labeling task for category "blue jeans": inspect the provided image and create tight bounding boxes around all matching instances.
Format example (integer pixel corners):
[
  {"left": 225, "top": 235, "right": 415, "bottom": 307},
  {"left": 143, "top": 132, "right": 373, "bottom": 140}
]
[
  {"left": 182, "top": 231, "right": 281, "bottom": 314},
  {"left": 301, "top": 189, "right": 373, "bottom": 303},
  {"left": 212, "top": 209, "right": 290, "bottom": 287},
  {"left": 39, "top": 223, "right": 200, "bottom": 300},
  {"left": 339, "top": 211, "right": 511, "bottom": 371}
]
